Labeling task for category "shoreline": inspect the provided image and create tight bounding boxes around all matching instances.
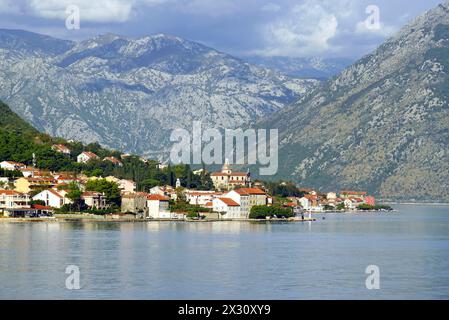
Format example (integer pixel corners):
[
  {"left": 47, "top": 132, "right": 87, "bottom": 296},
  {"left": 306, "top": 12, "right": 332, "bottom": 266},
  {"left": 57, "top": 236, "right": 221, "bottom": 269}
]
[
  {"left": 0, "top": 216, "right": 316, "bottom": 223},
  {"left": 381, "top": 202, "right": 449, "bottom": 206}
]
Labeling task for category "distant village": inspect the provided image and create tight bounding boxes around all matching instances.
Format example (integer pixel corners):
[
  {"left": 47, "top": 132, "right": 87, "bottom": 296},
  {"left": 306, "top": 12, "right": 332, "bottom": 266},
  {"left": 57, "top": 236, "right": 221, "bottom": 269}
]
[{"left": 0, "top": 144, "right": 388, "bottom": 220}]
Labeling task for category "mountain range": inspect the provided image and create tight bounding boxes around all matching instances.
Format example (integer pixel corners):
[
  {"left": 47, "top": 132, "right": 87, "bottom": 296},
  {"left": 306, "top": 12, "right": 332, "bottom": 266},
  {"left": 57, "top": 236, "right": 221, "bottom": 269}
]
[
  {"left": 1, "top": 1, "right": 449, "bottom": 201},
  {"left": 244, "top": 56, "right": 353, "bottom": 79},
  {"left": 0, "top": 29, "right": 317, "bottom": 159},
  {"left": 258, "top": 1, "right": 449, "bottom": 201}
]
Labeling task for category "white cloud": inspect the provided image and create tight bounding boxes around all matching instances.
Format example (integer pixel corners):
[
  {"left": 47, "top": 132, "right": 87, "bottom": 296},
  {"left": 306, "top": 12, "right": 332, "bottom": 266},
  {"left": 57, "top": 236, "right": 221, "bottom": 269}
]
[
  {"left": 28, "top": 0, "right": 134, "bottom": 23},
  {"left": 259, "top": 0, "right": 347, "bottom": 57},
  {"left": 0, "top": 0, "right": 20, "bottom": 14},
  {"left": 173, "top": 0, "right": 239, "bottom": 16}
]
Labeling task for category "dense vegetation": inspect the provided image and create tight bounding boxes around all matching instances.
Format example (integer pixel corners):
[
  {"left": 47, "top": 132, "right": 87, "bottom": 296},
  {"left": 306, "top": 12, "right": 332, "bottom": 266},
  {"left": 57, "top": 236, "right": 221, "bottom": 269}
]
[
  {"left": 170, "top": 201, "right": 212, "bottom": 216},
  {"left": 0, "top": 100, "right": 213, "bottom": 191},
  {"left": 249, "top": 205, "right": 294, "bottom": 219},
  {"left": 263, "top": 181, "right": 306, "bottom": 198},
  {"left": 357, "top": 204, "right": 393, "bottom": 211}
]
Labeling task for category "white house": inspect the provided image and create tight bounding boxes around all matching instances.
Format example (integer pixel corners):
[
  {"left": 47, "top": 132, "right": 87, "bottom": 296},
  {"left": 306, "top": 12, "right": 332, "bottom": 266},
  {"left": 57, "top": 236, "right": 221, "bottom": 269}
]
[
  {"left": 299, "top": 197, "right": 311, "bottom": 210},
  {"left": 0, "top": 161, "right": 26, "bottom": 171},
  {"left": 82, "top": 191, "right": 108, "bottom": 209},
  {"left": 52, "top": 144, "right": 71, "bottom": 155},
  {"left": 77, "top": 152, "right": 99, "bottom": 164},
  {"left": 185, "top": 190, "right": 219, "bottom": 206},
  {"left": 212, "top": 197, "right": 241, "bottom": 219},
  {"left": 118, "top": 179, "right": 136, "bottom": 193},
  {"left": 344, "top": 198, "right": 364, "bottom": 210},
  {"left": 0, "top": 190, "right": 30, "bottom": 212},
  {"left": 32, "top": 189, "right": 72, "bottom": 209},
  {"left": 103, "top": 156, "right": 123, "bottom": 167},
  {"left": 146, "top": 194, "right": 171, "bottom": 219},
  {"left": 224, "top": 188, "right": 267, "bottom": 219}
]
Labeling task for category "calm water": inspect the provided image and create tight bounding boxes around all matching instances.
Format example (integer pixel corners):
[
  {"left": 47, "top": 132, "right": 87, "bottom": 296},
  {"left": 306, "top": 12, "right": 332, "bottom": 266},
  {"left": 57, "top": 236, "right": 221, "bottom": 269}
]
[{"left": 1, "top": 205, "right": 449, "bottom": 300}]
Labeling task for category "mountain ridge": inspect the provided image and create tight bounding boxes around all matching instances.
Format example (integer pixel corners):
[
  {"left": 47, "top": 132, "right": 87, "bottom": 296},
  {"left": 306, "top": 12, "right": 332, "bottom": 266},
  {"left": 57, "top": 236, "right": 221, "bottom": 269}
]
[
  {"left": 0, "top": 29, "right": 318, "bottom": 158},
  {"left": 256, "top": 1, "right": 449, "bottom": 201}
]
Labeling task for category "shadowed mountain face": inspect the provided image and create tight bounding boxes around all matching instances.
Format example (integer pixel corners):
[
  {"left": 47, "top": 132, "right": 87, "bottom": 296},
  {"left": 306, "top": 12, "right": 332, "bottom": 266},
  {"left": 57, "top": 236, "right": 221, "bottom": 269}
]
[
  {"left": 257, "top": 1, "right": 449, "bottom": 201},
  {"left": 0, "top": 30, "right": 317, "bottom": 159}
]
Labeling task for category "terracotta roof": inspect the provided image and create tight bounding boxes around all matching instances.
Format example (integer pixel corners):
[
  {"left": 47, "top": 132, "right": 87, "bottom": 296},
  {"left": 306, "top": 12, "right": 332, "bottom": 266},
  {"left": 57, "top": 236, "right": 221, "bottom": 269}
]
[
  {"left": 82, "top": 191, "right": 102, "bottom": 197},
  {"left": 52, "top": 144, "right": 71, "bottom": 152},
  {"left": 147, "top": 194, "right": 170, "bottom": 201},
  {"left": 234, "top": 188, "right": 266, "bottom": 195},
  {"left": 122, "top": 192, "right": 149, "bottom": 199},
  {"left": 204, "top": 201, "right": 213, "bottom": 207},
  {"left": 217, "top": 198, "right": 240, "bottom": 207},
  {"left": 24, "top": 177, "right": 55, "bottom": 183},
  {"left": 47, "top": 189, "right": 63, "bottom": 199},
  {"left": 20, "top": 167, "right": 35, "bottom": 171},
  {"left": 1, "top": 161, "right": 25, "bottom": 166},
  {"left": 80, "top": 151, "right": 99, "bottom": 159},
  {"left": 32, "top": 204, "right": 54, "bottom": 210},
  {"left": 0, "top": 190, "right": 22, "bottom": 196},
  {"left": 104, "top": 156, "right": 122, "bottom": 165}
]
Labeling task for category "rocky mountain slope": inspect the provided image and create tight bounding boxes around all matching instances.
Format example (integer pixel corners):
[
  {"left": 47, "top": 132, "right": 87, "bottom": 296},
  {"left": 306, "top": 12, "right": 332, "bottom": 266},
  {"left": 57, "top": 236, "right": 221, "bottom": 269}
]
[
  {"left": 258, "top": 1, "right": 449, "bottom": 201},
  {"left": 0, "top": 29, "right": 317, "bottom": 158},
  {"left": 244, "top": 56, "right": 353, "bottom": 79}
]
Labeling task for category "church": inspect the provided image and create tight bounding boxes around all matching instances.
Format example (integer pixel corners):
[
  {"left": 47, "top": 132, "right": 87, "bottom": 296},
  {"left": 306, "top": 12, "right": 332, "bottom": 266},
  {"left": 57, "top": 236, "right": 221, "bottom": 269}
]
[{"left": 210, "top": 159, "right": 251, "bottom": 191}]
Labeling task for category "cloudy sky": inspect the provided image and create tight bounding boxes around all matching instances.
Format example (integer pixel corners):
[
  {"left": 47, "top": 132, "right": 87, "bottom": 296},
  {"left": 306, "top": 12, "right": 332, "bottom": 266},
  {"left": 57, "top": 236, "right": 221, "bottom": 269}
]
[{"left": 0, "top": 0, "right": 443, "bottom": 59}]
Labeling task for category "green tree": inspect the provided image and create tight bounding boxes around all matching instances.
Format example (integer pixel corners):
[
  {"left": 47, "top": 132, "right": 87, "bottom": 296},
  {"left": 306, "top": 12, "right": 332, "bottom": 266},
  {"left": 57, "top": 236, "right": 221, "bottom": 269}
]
[
  {"left": 249, "top": 206, "right": 294, "bottom": 219},
  {"left": 85, "top": 179, "right": 121, "bottom": 206}
]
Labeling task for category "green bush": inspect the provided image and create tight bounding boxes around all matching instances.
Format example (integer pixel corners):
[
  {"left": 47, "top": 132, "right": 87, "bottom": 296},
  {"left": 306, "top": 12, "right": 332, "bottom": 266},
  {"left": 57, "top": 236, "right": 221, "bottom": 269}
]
[
  {"left": 357, "top": 204, "right": 393, "bottom": 211},
  {"left": 249, "top": 205, "right": 294, "bottom": 219}
]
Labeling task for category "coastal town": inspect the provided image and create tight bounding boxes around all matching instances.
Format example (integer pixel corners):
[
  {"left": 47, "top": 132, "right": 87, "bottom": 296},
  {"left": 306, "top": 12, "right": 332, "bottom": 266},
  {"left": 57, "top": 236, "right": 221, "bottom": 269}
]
[{"left": 0, "top": 145, "right": 389, "bottom": 220}]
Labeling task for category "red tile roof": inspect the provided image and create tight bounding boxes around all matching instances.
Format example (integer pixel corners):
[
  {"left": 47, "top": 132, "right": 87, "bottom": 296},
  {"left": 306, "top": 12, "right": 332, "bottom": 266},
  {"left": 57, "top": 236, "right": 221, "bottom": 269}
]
[
  {"left": 80, "top": 151, "right": 99, "bottom": 159},
  {"left": 0, "top": 190, "right": 22, "bottom": 196},
  {"left": 42, "top": 189, "right": 62, "bottom": 199},
  {"left": 82, "top": 191, "right": 102, "bottom": 197},
  {"left": 2, "top": 161, "right": 25, "bottom": 166},
  {"left": 147, "top": 194, "right": 170, "bottom": 201},
  {"left": 52, "top": 144, "right": 71, "bottom": 153},
  {"left": 32, "top": 204, "right": 54, "bottom": 210},
  {"left": 217, "top": 198, "right": 240, "bottom": 207},
  {"left": 234, "top": 188, "right": 266, "bottom": 195}
]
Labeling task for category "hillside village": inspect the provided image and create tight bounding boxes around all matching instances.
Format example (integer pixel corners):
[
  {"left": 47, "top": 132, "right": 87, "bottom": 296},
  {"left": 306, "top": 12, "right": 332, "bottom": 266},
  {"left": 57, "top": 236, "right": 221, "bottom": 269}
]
[
  {"left": 0, "top": 98, "right": 388, "bottom": 220},
  {"left": 0, "top": 147, "right": 387, "bottom": 220}
]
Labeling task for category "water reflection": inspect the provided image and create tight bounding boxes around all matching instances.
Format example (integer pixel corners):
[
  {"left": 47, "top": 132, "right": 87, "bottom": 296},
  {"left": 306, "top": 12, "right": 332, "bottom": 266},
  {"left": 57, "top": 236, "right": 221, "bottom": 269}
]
[{"left": 0, "top": 205, "right": 448, "bottom": 299}]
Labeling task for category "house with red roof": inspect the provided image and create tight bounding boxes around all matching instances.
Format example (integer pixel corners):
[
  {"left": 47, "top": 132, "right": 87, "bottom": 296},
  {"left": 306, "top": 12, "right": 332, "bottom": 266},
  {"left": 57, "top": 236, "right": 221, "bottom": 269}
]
[
  {"left": 0, "top": 161, "right": 26, "bottom": 171},
  {"left": 222, "top": 187, "right": 267, "bottom": 219},
  {"left": 210, "top": 159, "right": 251, "bottom": 191},
  {"left": 0, "top": 190, "right": 30, "bottom": 213},
  {"left": 121, "top": 192, "right": 149, "bottom": 214},
  {"left": 32, "top": 189, "right": 72, "bottom": 208},
  {"left": 82, "top": 191, "right": 108, "bottom": 209},
  {"left": 77, "top": 151, "right": 99, "bottom": 164},
  {"left": 146, "top": 194, "right": 171, "bottom": 219},
  {"left": 103, "top": 156, "right": 123, "bottom": 167},
  {"left": 52, "top": 144, "right": 71, "bottom": 155},
  {"left": 212, "top": 197, "right": 240, "bottom": 219}
]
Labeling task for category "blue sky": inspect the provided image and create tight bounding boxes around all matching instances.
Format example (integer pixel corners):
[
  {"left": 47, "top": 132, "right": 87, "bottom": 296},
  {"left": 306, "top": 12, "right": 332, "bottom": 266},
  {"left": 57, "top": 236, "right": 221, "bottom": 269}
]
[{"left": 0, "top": 0, "right": 444, "bottom": 59}]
